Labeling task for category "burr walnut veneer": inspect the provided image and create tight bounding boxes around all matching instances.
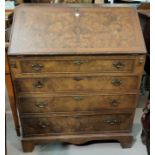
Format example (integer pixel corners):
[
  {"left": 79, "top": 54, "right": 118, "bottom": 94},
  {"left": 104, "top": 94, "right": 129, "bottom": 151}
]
[{"left": 8, "top": 4, "right": 146, "bottom": 152}]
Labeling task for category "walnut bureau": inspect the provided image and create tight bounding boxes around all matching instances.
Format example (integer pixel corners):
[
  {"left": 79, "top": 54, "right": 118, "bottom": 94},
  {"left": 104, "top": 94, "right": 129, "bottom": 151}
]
[{"left": 8, "top": 4, "right": 146, "bottom": 152}]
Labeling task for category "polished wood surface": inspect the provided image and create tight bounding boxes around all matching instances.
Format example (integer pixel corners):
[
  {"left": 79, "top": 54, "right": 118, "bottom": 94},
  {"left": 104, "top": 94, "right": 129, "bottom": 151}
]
[
  {"left": 14, "top": 75, "right": 140, "bottom": 93},
  {"left": 8, "top": 4, "right": 146, "bottom": 55},
  {"left": 18, "top": 94, "right": 137, "bottom": 114},
  {"left": 21, "top": 113, "right": 133, "bottom": 136},
  {"left": 8, "top": 4, "right": 146, "bottom": 152},
  {"left": 9, "top": 55, "right": 145, "bottom": 75}
]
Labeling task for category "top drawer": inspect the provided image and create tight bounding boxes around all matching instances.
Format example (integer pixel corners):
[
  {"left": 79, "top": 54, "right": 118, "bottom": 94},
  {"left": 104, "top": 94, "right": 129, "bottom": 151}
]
[{"left": 9, "top": 55, "right": 145, "bottom": 75}]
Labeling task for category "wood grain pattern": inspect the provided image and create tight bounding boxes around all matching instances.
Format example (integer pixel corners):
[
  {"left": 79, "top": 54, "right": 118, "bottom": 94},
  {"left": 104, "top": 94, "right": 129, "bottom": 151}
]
[
  {"left": 20, "top": 58, "right": 134, "bottom": 73},
  {"left": 21, "top": 113, "right": 133, "bottom": 136},
  {"left": 9, "top": 55, "right": 146, "bottom": 77},
  {"left": 18, "top": 94, "right": 137, "bottom": 114},
  {"left": 9, "top": 55, "right": 146, "bottom": 75},
  {"left": 14, "top": 75, "right": 140, "bottom": 93},
  {"left": 8, "top": 4, "right": 146, "bottom": 55}
]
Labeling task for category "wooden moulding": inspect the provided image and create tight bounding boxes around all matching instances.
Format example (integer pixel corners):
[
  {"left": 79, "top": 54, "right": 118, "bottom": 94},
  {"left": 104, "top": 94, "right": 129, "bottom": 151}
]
[{"left": 21, "top": 133, "right": 133, "bottom": 152}]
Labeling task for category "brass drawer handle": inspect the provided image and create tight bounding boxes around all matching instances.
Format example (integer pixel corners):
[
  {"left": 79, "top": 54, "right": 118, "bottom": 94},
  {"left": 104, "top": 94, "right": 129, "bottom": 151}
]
[
  {"left": 104, "top": 119, "right": 121, "bottom": 125},
  {"left": 74, "top": 76, "right": 83, "bottom": 81},
  {"left": 73, "top": 60, "right": 84, "bottom": 65},
  {"left": 113, "top": 62, "right": 124, "bottom": 69},
  {"left": 32, "top": 64, "right": 44, "bottom": 71},
  {"left": 35, "top": 102, "right": 48, "bottom": 108},
  {"left": 38, "top": 122, "right": 49, "bottom": 128},
  {"left": 74, "top": 96, "right": 84, "bottom": 101},
  {"left": 111, "top": 79, "right": 122, "bottom": 86},
  {"left": 110, "top": 100, "right": 120, "bottom": 107},
  {"left": 34, "top": 81, "right": 44, "bottom": 88}
]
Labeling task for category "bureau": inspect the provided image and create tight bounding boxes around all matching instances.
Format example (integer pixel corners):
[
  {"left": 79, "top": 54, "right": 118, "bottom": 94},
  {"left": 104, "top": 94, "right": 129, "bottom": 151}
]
[{"left": 8, "top": 4, "right": 146, "bottom": 152}]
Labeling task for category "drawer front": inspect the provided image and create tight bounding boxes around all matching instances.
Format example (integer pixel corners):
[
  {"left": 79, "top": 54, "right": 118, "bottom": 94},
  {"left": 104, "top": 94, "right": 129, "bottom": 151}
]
[
  {"left": 21, "top": 114, "right": 133, "bottom": 136},
  {"left": 9, "top": 55, "right": 145, "bottom": 75},
  {"left": 19, "top": 94, "right": 137, "bottom": 114},
  {"left": 19, "top": 58, "right": 134, "bottom": 74},
  {"left": 15, "top": 76, "right": 139, "bottom": 93}
]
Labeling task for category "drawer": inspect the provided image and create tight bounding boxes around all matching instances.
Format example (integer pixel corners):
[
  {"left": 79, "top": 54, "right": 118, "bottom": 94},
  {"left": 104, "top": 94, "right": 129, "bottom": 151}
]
[
  {"left": 9, "top": 55, "right": 145, "bottom": 75},
  {"left": 21, "top": 114, "right": 133, "bottom": 136},
  {"left": 19, "top": 94, "right": 137, "bottom": 114},
  {"left": 20, "top": 59, "right": 134, "bottom": 73},
  {"left": 15, "top": 75, "right": 139, "bottom": 93}
]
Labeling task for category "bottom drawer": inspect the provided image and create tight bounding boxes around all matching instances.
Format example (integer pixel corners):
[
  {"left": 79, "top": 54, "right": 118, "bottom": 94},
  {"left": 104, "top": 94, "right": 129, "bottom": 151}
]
[{"left": 21, "top": 114, "right": 133, "bottom": 136}]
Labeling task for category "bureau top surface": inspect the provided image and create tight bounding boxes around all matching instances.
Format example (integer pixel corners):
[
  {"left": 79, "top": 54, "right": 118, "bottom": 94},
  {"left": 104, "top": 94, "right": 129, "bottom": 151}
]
[{"left": 8, "top": 4, "right": 146, "bottom": 55}]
